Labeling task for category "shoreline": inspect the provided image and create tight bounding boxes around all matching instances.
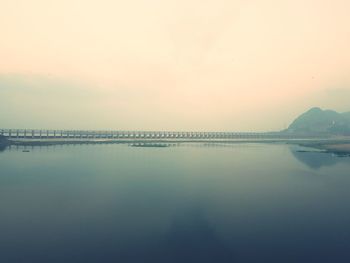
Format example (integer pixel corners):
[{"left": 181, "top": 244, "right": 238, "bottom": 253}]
[
  {"left": 2, "top": 138, "right": 350, "bottom": 155},
  {"left": 298, "top": 141, "right": 350, "bottom": 156},
  {"left": 0, "top": 135, "right": 10, "bottom": 151}
]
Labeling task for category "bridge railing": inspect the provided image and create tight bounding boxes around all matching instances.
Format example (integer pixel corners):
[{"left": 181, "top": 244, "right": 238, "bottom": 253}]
[{"left": 0, "top": 129, "right": 331, "bottom": 140}]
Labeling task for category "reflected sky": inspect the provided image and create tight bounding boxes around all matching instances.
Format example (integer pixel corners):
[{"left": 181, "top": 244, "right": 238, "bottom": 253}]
[{"left": 1, "top": 143, "right": 350, "bottom": 262}]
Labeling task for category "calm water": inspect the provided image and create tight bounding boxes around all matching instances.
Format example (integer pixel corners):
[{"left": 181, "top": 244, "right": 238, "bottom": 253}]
[{"left": 1, "top": 143, "right": 350, "bottom": 263}]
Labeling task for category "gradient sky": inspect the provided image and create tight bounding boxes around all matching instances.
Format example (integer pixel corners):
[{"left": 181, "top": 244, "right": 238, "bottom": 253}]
[{"left": 1, "top": 0, "right": 349, "bottom": 131}]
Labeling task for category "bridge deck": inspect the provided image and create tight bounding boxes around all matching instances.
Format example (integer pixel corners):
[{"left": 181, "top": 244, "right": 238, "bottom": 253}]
[{"left": 0, "top": 129, "right": 327, "bottom": 140}]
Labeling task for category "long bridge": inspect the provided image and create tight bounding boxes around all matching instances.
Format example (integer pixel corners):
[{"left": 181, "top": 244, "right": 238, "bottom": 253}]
[{"left": 0, "top": 129, "right": 327, "bottom": 140}]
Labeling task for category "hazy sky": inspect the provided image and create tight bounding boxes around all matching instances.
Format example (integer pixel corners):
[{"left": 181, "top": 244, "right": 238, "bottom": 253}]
[{"left": 1, "top": 0, "right": 349, "bottom": 131}]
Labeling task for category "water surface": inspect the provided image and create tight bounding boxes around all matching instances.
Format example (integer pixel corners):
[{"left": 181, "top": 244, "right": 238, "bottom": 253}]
[{"left": 1, "top": 143, "right": 350, "bottom": 263}]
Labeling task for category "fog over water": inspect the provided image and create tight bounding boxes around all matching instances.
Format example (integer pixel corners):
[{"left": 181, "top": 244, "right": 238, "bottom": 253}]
[{"left": 2, "top": 1, "right": 350, "bottom": 263}]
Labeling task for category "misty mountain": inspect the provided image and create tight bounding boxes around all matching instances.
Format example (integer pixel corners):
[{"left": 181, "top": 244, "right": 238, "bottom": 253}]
[{"left": 285, "top": 107, "right": 350, "bottom": 135}]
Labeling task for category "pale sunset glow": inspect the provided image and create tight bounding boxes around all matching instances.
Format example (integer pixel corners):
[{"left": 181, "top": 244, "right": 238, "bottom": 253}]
[
  {"left": 1, "top": 0, "right": 349, "bottom": 131},
  {"left": 2, "top": 2, "right": 350, "bottom": 262}
]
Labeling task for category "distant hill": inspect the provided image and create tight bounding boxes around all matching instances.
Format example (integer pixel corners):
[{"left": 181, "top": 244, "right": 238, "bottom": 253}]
[{"left": 285, "top": 107, "right": 350, "bottom": 135}]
